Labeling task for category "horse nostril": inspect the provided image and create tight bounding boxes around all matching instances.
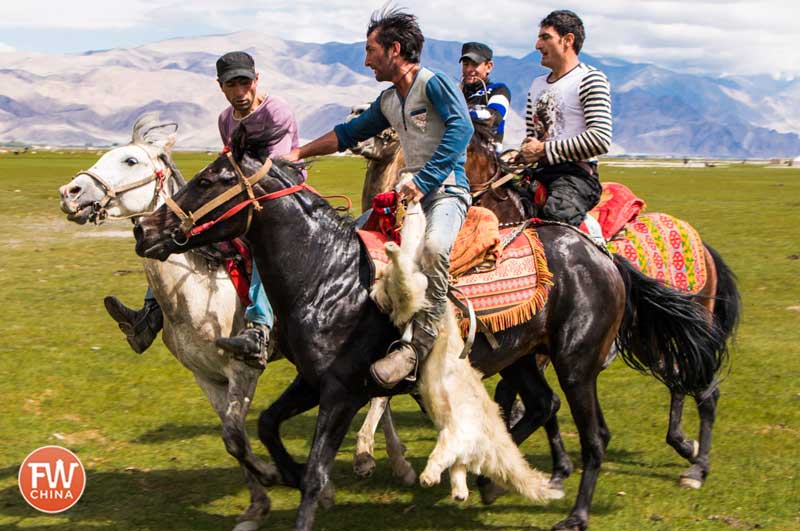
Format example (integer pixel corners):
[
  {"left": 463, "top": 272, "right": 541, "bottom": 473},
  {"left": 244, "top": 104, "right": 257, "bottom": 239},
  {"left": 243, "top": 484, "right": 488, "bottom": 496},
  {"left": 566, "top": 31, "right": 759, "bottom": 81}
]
[
  {"left": 133, "top": 223, "right": 144, "bottom": 240},
  {"left": 69, "top": 186, "right": 81, "bottom": 197}
]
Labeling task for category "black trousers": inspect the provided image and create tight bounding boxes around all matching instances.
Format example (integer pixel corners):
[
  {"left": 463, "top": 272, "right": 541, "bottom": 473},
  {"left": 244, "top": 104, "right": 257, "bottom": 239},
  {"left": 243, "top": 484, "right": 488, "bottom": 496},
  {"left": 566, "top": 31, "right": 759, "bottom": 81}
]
[{"left": 530, "top": 162, "right": 602, "bottom": 226}]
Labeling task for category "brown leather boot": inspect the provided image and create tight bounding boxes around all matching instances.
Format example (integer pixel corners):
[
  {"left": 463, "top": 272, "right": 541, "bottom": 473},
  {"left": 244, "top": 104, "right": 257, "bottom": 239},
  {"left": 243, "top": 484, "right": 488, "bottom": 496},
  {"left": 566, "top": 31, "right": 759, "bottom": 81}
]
[
  {"left": 104, "top": 296, "right": 163, "bottom": 354},
  {"left": 370, "top": 327, "right": 436, "bottom": 389}
]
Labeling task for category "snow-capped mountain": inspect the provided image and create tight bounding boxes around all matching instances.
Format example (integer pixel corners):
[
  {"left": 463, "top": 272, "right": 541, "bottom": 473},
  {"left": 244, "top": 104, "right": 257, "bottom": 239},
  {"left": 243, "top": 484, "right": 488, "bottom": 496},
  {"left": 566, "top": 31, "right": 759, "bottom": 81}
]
[{"left": 1, "top": 32, "right": 798, "bottom": 158}]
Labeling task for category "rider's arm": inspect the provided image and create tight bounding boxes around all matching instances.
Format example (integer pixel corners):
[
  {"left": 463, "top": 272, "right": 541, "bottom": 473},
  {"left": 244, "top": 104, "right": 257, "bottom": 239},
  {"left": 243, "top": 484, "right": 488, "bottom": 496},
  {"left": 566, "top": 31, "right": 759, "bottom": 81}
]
[
  {"left": 285, "top": 96, "right": 390, "bottom": 161},
  {"left": 413, "top": 73, "right": 474, "bottom": 195},
  {"left": 333, "top": 95, "right": 391, "bottom": 152},
  {"left": 543, "top": 70, "right": 612, "bottom": 164}
]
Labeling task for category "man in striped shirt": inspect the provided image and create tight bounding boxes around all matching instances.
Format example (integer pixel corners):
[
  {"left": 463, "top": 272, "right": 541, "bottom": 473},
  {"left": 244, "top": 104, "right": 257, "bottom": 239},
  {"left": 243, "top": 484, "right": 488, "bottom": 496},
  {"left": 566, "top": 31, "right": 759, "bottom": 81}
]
[{"left": 518, "top": 10, "right": 612, "bottom": 227}]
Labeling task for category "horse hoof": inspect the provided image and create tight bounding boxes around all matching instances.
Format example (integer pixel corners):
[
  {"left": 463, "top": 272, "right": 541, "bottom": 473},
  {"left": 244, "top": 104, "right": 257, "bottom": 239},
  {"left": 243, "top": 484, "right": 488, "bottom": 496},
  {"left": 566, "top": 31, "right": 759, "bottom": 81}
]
[
  {"left": 319, "top": 481, "right": 336, "bottom": 510},
  {"left": 478, "top": 482, "right": 507, "bottom": 505},
  {"left": 235, "top": 497, "right": 270, "bottom": 530},
  {"left": 680, "top": 476, "right": 703, "bottom": 489},
  {"left": 353, "top": 452, "right": 377, "bottom": 479},
  {"left": 396, "top": 464, "right": 417, "bottom": 486},
  {"left": 551, "top": 515, "right": 588, "bottom": 531},
  {"left": 233, "top": 521, "right": 260, "bottom": 531}
]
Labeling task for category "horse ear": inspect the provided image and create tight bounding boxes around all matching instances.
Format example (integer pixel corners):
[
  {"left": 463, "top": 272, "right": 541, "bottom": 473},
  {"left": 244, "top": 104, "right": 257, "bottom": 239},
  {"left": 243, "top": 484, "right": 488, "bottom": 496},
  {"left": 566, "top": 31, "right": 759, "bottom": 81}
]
[
  {"left": 131, "top": 112, "right": 178, "bottom": 152},
  {"left": 230, "top": 124, "right": 248, "bottom": 162}
]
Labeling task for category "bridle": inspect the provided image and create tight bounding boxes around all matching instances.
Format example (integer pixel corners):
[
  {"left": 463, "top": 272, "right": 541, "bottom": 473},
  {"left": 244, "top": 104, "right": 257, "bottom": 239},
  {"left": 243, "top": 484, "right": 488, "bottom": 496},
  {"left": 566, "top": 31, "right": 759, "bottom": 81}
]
[
  {"left": 164, "top": 152, "right": 351, "bottom": 246},
  {"left": 72, "top": 143, "right": 172, "bottom": 224}
]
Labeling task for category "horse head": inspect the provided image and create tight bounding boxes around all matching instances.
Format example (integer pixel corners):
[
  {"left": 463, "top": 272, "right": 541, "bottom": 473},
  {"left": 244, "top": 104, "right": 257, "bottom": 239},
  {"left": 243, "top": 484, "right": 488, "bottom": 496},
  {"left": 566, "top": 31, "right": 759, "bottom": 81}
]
[
  {"left": 347, "top": 104, "right": 400, "bottom": 162},
  {"left": 59, "top": 112, "right": 180, "bottom": 224},
  {"left": 134, "top": 125, "right": 298, "bottom": 261}
]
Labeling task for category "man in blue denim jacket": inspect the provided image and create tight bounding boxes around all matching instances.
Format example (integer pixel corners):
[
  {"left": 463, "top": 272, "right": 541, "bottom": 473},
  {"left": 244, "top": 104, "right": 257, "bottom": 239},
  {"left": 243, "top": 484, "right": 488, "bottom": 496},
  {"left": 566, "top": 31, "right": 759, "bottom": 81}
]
[{"left": 284, "top": 7, "right": 473, "bottom": 388}]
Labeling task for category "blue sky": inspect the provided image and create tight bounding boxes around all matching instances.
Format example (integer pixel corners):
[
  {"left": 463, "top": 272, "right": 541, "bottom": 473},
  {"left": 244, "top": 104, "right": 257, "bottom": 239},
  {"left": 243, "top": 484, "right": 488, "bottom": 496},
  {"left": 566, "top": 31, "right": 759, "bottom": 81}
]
[{"left": 1, "top": 1, "right": 797, "bottom": 78}]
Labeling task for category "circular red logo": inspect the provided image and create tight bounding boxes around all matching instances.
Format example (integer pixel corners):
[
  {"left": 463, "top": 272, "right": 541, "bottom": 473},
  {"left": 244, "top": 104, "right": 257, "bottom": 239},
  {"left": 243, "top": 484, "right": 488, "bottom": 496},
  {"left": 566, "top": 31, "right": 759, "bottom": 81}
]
[{"left": 18, "top": 446, "right": 86, "bottom": 513}]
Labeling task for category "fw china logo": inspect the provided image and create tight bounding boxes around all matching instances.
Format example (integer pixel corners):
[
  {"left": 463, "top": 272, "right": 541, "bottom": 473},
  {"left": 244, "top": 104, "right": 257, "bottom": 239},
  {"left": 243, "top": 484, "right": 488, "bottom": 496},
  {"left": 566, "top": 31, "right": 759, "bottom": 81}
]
[{"left": 18, "top": 446, "right": 86, "bottom": 513}]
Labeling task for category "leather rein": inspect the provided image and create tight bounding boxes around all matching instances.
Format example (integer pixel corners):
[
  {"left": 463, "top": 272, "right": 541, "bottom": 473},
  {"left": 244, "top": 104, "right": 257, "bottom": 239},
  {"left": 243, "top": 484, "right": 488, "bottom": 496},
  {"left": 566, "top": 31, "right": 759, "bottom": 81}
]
[{"left": 165, "top": 152, "right": 350, "bottom": 246}]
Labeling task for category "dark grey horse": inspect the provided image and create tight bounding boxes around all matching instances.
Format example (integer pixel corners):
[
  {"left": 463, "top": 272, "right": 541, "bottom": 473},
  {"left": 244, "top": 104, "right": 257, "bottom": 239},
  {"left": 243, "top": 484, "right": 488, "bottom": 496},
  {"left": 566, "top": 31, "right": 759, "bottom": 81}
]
[{"left": 134, "top": 128, "right": 725, "bottom": 531}]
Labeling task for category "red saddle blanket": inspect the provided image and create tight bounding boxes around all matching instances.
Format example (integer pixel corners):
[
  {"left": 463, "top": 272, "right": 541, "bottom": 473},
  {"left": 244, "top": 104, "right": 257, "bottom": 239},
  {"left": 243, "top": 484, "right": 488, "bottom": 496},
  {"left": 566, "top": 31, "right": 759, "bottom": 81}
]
[
  {"left": 357, "top": 226, "right": 553, "bottom": 334},
  {"left": 607, "top": 212, "right": 707, "bottom": 294},
  {"left": 587, "top": 182, "right": 646, "bottom": 239}
]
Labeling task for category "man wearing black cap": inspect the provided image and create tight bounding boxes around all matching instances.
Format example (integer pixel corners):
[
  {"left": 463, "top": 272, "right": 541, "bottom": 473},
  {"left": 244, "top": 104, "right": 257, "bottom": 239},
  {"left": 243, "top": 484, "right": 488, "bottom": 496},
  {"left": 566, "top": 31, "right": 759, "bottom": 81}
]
[
  {"left": 460, "top": 42, "right": 510, "bottom": 151},
  {"left": 105, "top": 50, "right": 301, "bottom": 366}
]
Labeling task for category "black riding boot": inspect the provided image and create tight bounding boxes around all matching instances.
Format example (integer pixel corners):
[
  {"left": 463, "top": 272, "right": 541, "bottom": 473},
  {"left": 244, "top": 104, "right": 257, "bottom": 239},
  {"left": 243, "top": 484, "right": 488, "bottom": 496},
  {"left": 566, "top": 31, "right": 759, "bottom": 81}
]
[
  {"left": 371, "top": 326, "right": 437, "bottom": 389},
  {"left": 215, "top": 323, "right": 270, "bottom": 369},
  {"left": 104, "top": 296, "right": 163, "bottom": 354}
]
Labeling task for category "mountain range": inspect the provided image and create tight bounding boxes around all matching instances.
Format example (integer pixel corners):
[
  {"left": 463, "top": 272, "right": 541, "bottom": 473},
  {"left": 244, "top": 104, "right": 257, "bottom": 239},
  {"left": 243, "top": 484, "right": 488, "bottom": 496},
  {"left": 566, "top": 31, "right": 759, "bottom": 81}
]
[{"left": 1, "top": 31, "right": 798, "bottom": 158}]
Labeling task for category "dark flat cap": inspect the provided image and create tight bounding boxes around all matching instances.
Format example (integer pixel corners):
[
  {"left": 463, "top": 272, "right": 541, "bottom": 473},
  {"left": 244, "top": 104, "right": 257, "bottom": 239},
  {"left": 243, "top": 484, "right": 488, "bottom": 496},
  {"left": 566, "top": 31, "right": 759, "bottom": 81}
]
[
  {"left": 216, "top": 51, "right": 256, "bottom": 83},
  {"left": 460, "top": 42, "right": 493, "bottom": 63}
]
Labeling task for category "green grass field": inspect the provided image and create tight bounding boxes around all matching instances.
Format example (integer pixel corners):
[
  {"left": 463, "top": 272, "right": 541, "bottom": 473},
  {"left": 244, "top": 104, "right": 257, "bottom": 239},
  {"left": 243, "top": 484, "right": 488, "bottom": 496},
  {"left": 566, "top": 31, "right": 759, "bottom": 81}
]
[{"left": 0, "top": 152, "right": 798, "bottom": 530}]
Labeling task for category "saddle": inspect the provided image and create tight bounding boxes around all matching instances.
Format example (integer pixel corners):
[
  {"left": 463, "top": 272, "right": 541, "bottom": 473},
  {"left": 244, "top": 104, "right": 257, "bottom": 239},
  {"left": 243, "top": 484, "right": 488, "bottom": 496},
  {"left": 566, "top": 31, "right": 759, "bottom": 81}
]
[{"left": 358, "top": 206, "right": 554, "bottom": 335}]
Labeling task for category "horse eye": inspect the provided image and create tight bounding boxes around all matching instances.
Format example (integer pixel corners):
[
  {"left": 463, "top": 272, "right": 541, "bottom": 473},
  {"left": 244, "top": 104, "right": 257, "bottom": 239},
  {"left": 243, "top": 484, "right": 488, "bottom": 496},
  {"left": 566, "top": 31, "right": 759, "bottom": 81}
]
[
  {"left": 197, "top": 177, "right": 212, "bottom": 188},
  {"left": 125, "top": 157, "right": 139, "bottom": 166}
]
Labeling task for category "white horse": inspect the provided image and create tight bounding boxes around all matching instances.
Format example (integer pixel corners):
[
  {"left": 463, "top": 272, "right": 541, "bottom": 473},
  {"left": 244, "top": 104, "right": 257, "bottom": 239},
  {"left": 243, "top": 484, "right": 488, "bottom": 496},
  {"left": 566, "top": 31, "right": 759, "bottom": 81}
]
[{"left": 59, "top": 113, "right": 280, "bottom": 531}]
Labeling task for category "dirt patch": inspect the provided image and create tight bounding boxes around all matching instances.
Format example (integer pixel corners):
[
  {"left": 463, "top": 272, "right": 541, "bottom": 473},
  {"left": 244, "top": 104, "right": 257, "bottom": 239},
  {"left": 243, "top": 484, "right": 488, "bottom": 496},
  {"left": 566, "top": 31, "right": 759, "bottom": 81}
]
[{"left": 23, "top": 389, "right": 57, "bottom": 415}]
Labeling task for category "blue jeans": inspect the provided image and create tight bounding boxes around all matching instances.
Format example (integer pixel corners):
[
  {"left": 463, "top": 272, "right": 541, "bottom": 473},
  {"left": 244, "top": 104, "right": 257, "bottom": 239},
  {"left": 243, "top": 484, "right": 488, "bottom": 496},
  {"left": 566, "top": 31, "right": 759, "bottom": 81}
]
[
  {"left": 144, "top": 261, "right": 273, "bottom": 329},
  {"left": 245, "top": 262, "right": 274, "bottom": 328},
  {"left": 414, "top": 185, "right": 471, "bottom": 337}
]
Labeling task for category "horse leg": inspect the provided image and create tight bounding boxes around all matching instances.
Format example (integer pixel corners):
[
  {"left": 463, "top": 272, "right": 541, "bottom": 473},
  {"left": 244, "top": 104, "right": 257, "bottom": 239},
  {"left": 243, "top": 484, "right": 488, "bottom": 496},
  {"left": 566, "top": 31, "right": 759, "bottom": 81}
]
[
  {"left": 551, "top": 356, "right": 607, "bottom": 531},
  {"left": 680, "top": 387, "right": 720, "bottom": 489},
  {"left": 258, "top": 375, "right": 320, "bottom": 489},
  {"left": 666, "top": 391, "right": 698, "bottom": 460},
  {"left": 381, "top": 401, "right": 417, "bottom": 486},
  {"left": 294, "top": 384, "right": 365, "bottom": 531},
  {"left": 353, "top": 396, "right": 387, "bottom": 479},
  {"left": 195, "top": 375, "right": 277, "bottom": 531}
]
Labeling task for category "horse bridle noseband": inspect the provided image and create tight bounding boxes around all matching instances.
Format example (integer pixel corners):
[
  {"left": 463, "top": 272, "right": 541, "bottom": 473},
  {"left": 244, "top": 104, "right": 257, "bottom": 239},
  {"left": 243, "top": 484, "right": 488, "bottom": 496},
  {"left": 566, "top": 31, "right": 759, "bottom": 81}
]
[
  {"left": 165, "top": 151, "right": 274, "bottom": 246},
  {"left": 73, "top": 144, "right": 172, "bottom": 224}
]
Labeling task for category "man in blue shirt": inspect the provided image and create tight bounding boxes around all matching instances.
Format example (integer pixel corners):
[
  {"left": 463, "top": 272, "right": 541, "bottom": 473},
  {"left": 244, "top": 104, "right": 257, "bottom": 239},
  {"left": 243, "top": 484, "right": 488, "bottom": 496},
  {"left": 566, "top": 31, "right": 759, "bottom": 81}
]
[
  {"left": 284, "top": 7, "right": 473, "bottom": 388},
  {"left": 460, "top": 42, "right": 511, "bottom": 151}
]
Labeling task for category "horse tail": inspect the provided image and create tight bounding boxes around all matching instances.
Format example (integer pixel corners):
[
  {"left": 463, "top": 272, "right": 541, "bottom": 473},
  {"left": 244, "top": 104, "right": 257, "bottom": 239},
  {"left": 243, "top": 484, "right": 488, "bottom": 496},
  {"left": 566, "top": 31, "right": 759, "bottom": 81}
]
[
  {"left": 705, "top": 244, "right": 741, "bottom": 345},
  {"left": 613, "top": 254, "right": 726, "bottom": 395}
]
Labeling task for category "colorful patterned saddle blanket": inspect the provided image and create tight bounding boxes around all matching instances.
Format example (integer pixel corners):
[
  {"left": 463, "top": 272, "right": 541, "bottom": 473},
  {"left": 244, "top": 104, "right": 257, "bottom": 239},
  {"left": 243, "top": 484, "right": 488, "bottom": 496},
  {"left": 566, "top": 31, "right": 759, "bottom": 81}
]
[
  {"left": 607, "top": 212, "right": 707, "bottom": 294},
  {"left": 357, "top": 225, "right": 553, "bottom": 334}
]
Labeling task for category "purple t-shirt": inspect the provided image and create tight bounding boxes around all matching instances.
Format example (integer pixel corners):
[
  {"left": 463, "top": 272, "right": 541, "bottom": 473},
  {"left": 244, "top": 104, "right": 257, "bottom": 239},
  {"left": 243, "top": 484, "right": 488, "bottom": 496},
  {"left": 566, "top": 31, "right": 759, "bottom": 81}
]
[{"left": 218, "top": 94, "right": 301, "bottom": 158}]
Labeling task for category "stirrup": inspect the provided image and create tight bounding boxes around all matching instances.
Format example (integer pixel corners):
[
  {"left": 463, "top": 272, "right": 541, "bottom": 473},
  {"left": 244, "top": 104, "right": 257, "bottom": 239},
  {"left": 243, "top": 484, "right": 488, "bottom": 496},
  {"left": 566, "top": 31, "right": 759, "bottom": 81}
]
[{"left": 384, "top": 339, "right": 419, "bottom": 384}]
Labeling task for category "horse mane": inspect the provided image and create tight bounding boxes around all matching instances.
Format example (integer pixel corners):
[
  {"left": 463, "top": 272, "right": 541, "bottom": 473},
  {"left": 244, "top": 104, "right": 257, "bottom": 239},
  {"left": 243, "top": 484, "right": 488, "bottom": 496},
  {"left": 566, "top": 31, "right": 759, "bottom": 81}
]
[
  {"left": 230, "top": 125, "right": 358, "bottom": 238},
  {"left": 469, "top": 118, "right": 495, "bottom": 152}
]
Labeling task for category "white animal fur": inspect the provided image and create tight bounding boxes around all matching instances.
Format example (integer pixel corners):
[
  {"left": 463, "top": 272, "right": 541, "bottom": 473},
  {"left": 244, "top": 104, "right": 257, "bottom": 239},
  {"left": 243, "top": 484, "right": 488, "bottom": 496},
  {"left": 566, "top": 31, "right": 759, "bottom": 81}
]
[{"left": 370, "top": 201, "right": 562, "bottom": 502}]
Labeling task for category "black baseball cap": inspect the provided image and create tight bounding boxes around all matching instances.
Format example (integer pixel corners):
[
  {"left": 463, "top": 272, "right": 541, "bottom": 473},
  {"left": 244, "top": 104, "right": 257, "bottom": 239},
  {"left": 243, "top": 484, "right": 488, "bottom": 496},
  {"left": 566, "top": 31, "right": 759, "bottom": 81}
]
[
  {"left": 216, "top": 51, "right": 256, "bottom": 83},
  {"left": 460, "top": 42, "right": 493, "bottom": 63}
]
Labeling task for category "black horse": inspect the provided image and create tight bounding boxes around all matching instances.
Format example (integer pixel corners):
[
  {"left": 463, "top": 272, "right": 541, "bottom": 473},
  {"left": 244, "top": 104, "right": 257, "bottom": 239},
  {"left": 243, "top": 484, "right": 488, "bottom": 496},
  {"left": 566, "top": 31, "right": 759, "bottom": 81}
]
[{"left": 134, "top": 129, "right": 725, "bottom": 531}]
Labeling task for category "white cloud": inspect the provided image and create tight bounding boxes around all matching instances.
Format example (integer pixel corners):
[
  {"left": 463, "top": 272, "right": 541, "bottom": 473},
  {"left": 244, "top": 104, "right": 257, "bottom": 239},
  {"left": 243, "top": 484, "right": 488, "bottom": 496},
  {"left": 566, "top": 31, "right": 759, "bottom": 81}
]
[
  {"left": 0, "top": 0, "right": 797, "bottom": 76},
  {"left": 0, "top": 42, "right": 15, "bottom": 53}
]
